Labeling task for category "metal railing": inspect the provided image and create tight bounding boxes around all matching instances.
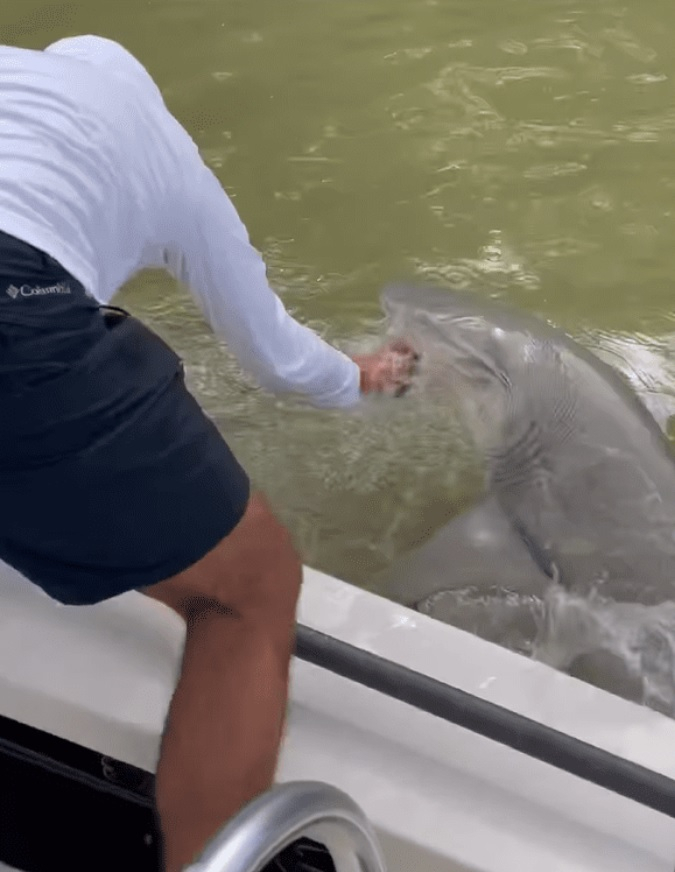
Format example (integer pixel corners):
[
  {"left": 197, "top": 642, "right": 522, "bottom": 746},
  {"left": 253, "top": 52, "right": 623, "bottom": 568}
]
[
  {"left": 185, "top": 780, "right": 388, "bottom": 872},
  {"left": 295, "top": 623, "right": 675, "bottom": 819}
]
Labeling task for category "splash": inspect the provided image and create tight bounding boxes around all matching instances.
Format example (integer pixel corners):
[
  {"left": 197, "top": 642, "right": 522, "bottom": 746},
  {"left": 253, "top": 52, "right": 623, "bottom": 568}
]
[
  {"left": 534, "top": 586, "right": 675, "bottom": 716},
  {"left": 415, "top": 580, "right": 675, "bottom": 716}
]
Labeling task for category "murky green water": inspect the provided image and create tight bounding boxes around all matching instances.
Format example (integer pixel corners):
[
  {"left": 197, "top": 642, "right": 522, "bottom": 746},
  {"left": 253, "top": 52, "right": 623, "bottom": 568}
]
[{"left": 5, "top": 0, "right": 675, "bottom": 603}]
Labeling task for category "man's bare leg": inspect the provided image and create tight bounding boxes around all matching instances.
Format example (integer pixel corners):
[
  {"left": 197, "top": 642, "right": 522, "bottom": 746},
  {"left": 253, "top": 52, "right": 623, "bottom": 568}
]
[{"left": 143, "top": 492, "right": 302, "bottom": 872}]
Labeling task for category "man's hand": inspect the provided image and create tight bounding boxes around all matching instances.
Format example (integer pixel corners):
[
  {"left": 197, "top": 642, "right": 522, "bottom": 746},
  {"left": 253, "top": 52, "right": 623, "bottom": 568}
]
[{"left": 352, "top": 338, "right": 419, "bottom": 398}]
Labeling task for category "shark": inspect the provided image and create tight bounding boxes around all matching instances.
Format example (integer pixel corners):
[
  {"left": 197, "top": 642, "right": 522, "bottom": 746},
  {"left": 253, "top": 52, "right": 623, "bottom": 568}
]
[{"left": 378, "top": 283, "right": 675, "bottom": 619}]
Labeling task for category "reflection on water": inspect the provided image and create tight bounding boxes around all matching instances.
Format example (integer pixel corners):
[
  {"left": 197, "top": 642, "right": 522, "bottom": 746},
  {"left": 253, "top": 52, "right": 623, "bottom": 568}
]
[{"left": 5, "top": 0, "right": 675, "bottom": 711}]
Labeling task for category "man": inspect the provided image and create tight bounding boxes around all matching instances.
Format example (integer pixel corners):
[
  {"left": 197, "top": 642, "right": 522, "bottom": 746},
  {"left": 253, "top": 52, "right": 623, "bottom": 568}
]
[{"left": 0, "top": 34, "right": 416, "bottom": 872}]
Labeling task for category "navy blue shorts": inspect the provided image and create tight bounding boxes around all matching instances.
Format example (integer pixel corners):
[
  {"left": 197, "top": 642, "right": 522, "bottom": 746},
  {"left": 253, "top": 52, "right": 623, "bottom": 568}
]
[{"left": 0, "top": 231, "right": 250, "bottom": 605}]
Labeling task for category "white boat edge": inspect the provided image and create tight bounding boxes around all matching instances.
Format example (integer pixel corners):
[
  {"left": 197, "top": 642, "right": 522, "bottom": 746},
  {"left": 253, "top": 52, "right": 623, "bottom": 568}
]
[{"left": 0, "top": 560, "right": 674, "bottom": 872}]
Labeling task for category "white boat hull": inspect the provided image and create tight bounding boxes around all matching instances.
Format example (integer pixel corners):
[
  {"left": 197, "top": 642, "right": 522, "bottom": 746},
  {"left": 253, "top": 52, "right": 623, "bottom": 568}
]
[{"left": 0, "top": 562, "right": 673, "bottom": 871}]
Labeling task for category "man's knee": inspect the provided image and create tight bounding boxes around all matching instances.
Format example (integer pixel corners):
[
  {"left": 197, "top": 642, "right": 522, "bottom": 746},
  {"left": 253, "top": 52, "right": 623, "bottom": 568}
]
[{"left": 144, "top": 492, "right": 302, "bottom": 621}]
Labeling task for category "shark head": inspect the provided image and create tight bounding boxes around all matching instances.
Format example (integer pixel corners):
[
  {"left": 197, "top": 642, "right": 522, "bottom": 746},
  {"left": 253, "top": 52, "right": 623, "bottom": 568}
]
[{"left": 381, "top": 283, "right": 564, "bottom": 455}]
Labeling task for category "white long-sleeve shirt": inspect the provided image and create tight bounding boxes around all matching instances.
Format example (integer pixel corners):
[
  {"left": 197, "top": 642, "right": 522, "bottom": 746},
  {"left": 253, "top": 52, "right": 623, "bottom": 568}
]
[{"left": 0, "top": 35, "right": 361, "bottom": 408}]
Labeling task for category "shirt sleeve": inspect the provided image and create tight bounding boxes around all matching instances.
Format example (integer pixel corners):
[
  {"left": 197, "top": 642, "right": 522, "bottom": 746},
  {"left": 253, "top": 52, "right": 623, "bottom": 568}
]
[
  {"left": 161, "top": 160, "right": 362, "bottom": 409},
  {"left": 47, "top": 35, "right": 362, "bottom": 410}
]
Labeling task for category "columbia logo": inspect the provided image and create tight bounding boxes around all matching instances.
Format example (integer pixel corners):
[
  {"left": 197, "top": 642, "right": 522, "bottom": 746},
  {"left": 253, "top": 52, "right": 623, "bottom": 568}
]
[{"left": 4, "top": 282, "right": 71, "bottom": 299}]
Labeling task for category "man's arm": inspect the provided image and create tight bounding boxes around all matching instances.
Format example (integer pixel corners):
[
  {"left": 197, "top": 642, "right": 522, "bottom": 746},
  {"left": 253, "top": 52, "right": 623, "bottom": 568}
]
[{"left": 162, "top": 159, "right": 362, "bottom": 409}]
